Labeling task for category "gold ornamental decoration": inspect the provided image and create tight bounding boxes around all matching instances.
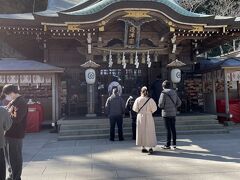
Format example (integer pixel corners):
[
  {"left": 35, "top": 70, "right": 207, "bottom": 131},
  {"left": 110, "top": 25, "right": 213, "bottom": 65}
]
[
  {"left": 98, "top": 20, "right": 107, "bottom": 32},
  {"left": 123, "top": 11, "right": 151, "bottom": 19},
  {"left": 168, "top": 21, "right": 176, "bottom": 32},
  {"left": 190, "top": 25, "right": 204, "bottom": 32},
  {"left": 67, "top": 24, "right": 81, "bottom": 31}
]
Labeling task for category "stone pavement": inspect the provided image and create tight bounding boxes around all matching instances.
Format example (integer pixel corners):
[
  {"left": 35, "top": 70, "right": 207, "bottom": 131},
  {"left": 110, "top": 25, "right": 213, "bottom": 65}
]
[{"left": 12, "top": 129, "right": 240, "bottom": 180}]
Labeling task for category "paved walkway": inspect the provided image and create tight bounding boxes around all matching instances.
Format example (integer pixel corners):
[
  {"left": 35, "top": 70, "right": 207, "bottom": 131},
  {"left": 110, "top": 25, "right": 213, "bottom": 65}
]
[{"left": 14, "top": 129, "right": 240, "bottom": 180}]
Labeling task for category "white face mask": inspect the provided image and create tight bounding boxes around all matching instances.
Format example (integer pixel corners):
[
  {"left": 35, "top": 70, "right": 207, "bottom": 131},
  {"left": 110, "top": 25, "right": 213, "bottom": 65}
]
[{"left": 5, "top": 95, "right": 13, "bottom": 101}]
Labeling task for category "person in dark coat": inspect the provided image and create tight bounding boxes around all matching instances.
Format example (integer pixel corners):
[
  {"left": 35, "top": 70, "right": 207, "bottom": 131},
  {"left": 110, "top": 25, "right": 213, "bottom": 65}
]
[
  {"left": 158, "top": 80, "right": 182, "bottom": 150},
  {"left": 105, "top": 88, "right": 125, "bottom": 141},
  {"left": 0, "top": 106, "right": 12, "bottom": 180},
  {"left": 151, "top": 75, "right": 162, "bottom": 115},
  {"left": 1, "top": 84, "right": 28, "bottom": 180},
  {"left": 125, "top": 89, "right": 138, "bottom": 140}
]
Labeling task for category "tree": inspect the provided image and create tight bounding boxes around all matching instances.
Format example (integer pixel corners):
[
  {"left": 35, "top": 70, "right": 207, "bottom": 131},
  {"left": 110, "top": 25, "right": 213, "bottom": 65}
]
[
  {"left": 206, "top": 0, "right": 240, "bottom": 16},
  {"left": 0, "top": 0, "right": 47, "bottom": 13},
  {"left": 176, "top": 0, "right": 240, "bottom": 16},
  {"left": 175, "top": 0, "right": 207, "bottom": 13},
  {"left": 176, "top": 0, "right": 240, "bottom": 56}
]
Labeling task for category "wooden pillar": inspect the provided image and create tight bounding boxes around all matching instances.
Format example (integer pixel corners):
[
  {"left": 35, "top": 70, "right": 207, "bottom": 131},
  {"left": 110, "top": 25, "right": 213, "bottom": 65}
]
[
  {"left": 55, "top": 74, "right": 60, "bottom": 120},
  {"left": 224, "top": 70, "right": 230, "bottom": 116},
  {"left": 51, "top": 74, "right": 59, "bottom": 123},
  {"left": 212, "top": 71, "right": 217, "bottom": 113}
]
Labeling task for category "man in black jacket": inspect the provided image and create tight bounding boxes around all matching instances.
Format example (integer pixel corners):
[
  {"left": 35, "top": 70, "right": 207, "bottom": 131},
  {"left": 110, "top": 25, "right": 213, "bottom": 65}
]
[
  {"left": 2, "top": 84, "right": 28, "bottom": 180},
  {"left": 105, "top": 88, "right": 125, "bottom": 141}
]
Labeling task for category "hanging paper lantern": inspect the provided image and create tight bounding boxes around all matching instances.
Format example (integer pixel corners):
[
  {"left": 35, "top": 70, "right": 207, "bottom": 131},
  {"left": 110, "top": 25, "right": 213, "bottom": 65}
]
[
  {"left": 147, "top": 51, "right": 151, "bottom": 68},
  {"left": 135, "top": 51, "right": 139, "bottom": 68},
  {"left": 108, "top": 51, "right": 113, "bottom": 68},
  {"left": 85, "top": 68, "right": 96, "bottom": 84},
  {"left": 122, "top": 52, "right": 127, "bottom": 69},
  {"left": 171, "top": 68, "right": 181, "bottom": 83}
]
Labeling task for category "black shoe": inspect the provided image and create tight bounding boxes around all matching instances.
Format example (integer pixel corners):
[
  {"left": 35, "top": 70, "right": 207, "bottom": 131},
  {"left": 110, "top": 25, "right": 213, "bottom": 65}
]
[
  {"left": 110, "top": 139, "right": 115, "bottom": 141},
  {"left": 142, "top": 148, "right": 148, "bottom": 153},
  {"left": 161, "top": 145, "right": 171, "bottom": 150},
  {"left": 119, "top": 138, "right": 124, "bottom": 141},
  {"left": 148, "top": 148, "right": 154, "bottom": 154}
]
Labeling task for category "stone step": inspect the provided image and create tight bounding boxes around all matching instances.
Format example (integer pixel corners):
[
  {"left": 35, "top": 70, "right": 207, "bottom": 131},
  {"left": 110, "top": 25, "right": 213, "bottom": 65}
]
[
  {"left": 59, "top": 124, "right": 224, "bottom": 136},
  {"left": 58, "top": 115, "right": 217, "bottom": 125},
  {"left": 58, "top": 114, "right": 228, "bottom": 141},
  {"left": 58, "top": 129, "right": 228, "bottom": 141},
  {"left": 60, "top": 119, "right": 219, "bottom": 130}
]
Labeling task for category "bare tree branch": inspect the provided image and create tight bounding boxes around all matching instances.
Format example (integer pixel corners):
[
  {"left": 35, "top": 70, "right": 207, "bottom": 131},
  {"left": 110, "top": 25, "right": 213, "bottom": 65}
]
[
  {"left": 208, "top": 0, "right": 240, "bottom": 16},
  {"left": 175, "top": 0, "right": 207, "bottom": 12}
]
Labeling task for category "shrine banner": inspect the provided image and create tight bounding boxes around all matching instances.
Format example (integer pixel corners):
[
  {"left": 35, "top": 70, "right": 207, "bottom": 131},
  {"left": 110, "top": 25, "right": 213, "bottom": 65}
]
[
  {"left": 0, "top": 75, "right": 5, "bottom": 84},
  {"left": 226, "top": 73, "right": 231, "bottom": 82},
  {"left": 6, "top": 75, "right": 18, "bottom": 84},
  {"left": 231, "top": 71, "right": 240, "bottom": 81},
  {"left": 33, "top": 75, "right": 44, "bottom": 84},
  {"left": 20, "top": 75, "right": 31, "bottom": 84}
]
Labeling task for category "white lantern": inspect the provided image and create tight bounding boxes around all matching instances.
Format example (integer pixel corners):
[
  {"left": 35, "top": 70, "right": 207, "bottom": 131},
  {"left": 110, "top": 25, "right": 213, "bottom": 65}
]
[
  {"left": 85, "top": 68, "right": 96, "bottom": 84},
  {"left": 171, "top": 68, "right": 181, "bottom": 83}
]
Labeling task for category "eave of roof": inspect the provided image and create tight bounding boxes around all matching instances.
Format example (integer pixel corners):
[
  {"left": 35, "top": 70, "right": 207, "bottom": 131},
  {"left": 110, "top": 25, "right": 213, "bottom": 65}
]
[
  {"left": 0, "top": 0, "right": 240, "bottom": 28},
  {"left": 0, "top": 59, "right": 64, "bottom": 73},
  {"left": 60, "top": 0, "right": 207, "bottom": 17},
  {"left": 196, "top": 58, "right": 240, "bottom": 73}
]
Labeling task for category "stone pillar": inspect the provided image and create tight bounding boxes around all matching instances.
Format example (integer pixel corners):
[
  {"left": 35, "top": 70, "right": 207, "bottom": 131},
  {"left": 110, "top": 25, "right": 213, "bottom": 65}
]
[
  {"left": 212, "top": 71, "right": 217, "bottom": 113},
  {"left": 224, "top": 70, "right": 230, "bottom": 117},
  {"left": 86, "top": 84, "right": 96, "bottom": 117},
  {"left": 51, "top": 74, "right": 56, "bottom": 124}
]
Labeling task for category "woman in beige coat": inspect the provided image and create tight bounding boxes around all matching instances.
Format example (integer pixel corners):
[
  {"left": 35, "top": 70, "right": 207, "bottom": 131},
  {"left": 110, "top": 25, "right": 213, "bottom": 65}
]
[{"left": 133, "top": 86, "right": 157, "bottom": 154}]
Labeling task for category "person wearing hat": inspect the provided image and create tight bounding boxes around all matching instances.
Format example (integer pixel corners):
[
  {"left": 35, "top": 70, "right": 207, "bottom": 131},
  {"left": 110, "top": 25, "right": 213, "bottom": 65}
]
[
  {"left": 1, "top": 84, "right": 28, "bottom": 180},
  {"left": 159, "top": 80, "right": 182, "bottom": 150}
]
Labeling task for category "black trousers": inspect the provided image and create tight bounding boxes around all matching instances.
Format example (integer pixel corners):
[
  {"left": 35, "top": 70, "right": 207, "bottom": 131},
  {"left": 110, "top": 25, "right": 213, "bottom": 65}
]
[
  {"left": 0, "top": 148, "right": 6, "bottom": 180},
  {"left": 4, "top": 137, "right": 23, "bottom": 180},
  {"left": 132, "top": 117, "right": 136, "bottom": 140},
  {"left": 109, "top": 115, "right": 124, "bottom": 141},
  {"left": 164, "top": 117, "right": 177, "bottom": 147}
]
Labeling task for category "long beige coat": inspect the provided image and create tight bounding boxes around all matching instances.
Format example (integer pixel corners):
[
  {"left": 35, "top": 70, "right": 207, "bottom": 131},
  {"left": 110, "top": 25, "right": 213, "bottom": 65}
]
[{"left": 133, "top": 96, "right": 157, "bottom": 147}]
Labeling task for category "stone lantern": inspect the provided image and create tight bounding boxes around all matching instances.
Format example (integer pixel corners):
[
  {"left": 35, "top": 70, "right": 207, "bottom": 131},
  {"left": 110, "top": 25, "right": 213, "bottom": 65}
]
[
  {"left": 81, "top": 60, "right": 100, "bottom": 117},
  {"left": 167, "top": 59, "right": 186, "bottom": 88}
]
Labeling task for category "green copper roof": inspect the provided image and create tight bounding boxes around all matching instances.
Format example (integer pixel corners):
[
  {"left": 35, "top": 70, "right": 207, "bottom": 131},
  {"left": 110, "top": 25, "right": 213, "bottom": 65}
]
[{"left": 61, "top": 0, "right": 208, "bottom": 17}]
